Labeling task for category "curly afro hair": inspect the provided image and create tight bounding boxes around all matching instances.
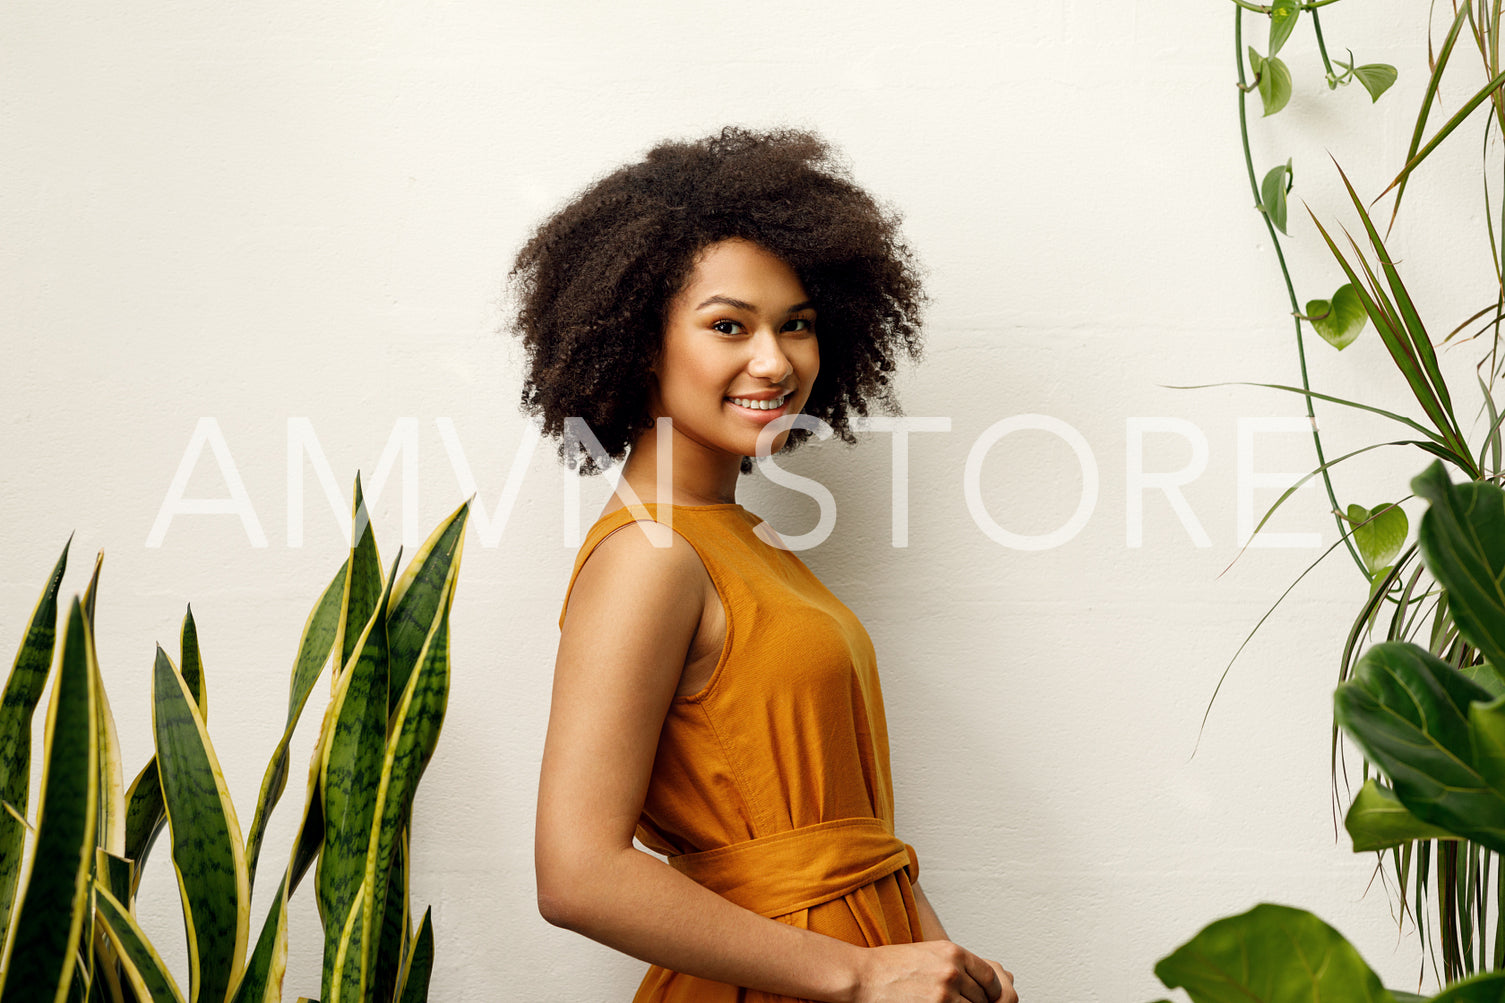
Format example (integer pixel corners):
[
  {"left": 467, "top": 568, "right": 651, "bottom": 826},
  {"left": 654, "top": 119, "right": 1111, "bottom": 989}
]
[{"left": 508, "top": 125, "right": 926, "bottom": 473}]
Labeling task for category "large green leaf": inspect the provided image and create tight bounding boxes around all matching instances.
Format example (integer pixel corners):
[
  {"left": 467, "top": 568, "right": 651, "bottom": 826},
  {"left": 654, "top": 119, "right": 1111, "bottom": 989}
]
[
  {"left": 0, "top": 539, "right": 69, "bottom": 944},
  {"left": 384, "top": 500, "right": 468, "bottom": 719},
  {"left": 1413, "top": 462, "right": 1505, "bottom": 671},
  {"left": 1, "top": 599, "right": 99, "bottom": 1002},
  {"left": 154, "top": 646, "right": 249, "bottom": 1003},
  {"left": 1153, "top": 902, "right": 1393, "bottom": 1002},
  {"left": 245, "top": 559, "right": 347, "bottom": 891},
  {"left": 1431, "top": 971, "right": 1505, "bottom": 1000},
  {"left": 95, "top": 884, "right": 186, "bottom": 1003},
  {"left": 318, "top": 553, "right": 399, "bottom": 1003},
  {"left": 1345, "top": 779, "right": 1456, "bottom": 851},
  {"left": 1335, "top": 642, "right": 1505, "bottom": 853}
]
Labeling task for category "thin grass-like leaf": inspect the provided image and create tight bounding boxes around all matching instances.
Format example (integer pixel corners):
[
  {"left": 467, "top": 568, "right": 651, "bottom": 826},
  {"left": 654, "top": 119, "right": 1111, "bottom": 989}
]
[
  {"left": 1388, "top": 0, "right": 1475, "bottom": 230},
  {"left": 1168, "top": 380, "right": 1447, "bottom": 443},
  {"left": 0, "top": 538, "right": 70, "bottom": 944},
  {"left": 0, "top": 599, "right": 99, "bottom": 1002},
  {"left": 1380, "top": 67, "right": 1505, "bottom": 206},
  {"left": 154, "top": 646, "right": 249, "bottom": 1003}
]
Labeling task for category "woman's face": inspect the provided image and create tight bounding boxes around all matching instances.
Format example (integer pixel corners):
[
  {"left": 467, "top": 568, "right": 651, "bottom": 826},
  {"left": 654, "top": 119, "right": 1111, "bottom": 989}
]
[{"left": 649, "top": 238, "right": 820, "bottom": 461}]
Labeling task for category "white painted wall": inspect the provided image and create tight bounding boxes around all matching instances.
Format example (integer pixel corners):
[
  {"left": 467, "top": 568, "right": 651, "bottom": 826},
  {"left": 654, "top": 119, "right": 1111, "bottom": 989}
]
[{"left": 0, "top": 1, "right": 1484, "bottom": 998}]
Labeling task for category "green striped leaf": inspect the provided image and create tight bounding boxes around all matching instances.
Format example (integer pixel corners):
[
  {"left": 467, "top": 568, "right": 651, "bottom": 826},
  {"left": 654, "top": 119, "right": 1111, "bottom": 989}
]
[
  {"left": 385, "top": 501, "right": 468, "bottom": 719},
  {"left": 227, "top": 868, "right": 290, "bottom": 1003},
  {"left": 0, "top": 539, "right": 70, "bottom": 938},
  {"left": 245, "top": 560, "right": 346, "bottom": 891},
  {"left": 395, "top": 909, "right": 433, "bottom": 1003},
  {"left": 94, "top": 884, "right": 186, "bottom": 1003},
  {"left": 124, "top": 611, "right": 210, "bottom": 902},
  {"left": 318, "top": 553, "right": 399, "bottom": 1003},
  {"left": 333, "top": 477, "right": 384, "bottom": 684},
  {"left": 371, "top": 833, "right": 409, "bottom": 1003},
  {"left": 330, "top": 885, "right": 367, "bottom": 1003},
  {"left": 153, "top": 646, "right": 249, "bottom": 1003},
  {"left": 360, "top": 576, "right": 457, "bottom": 996},
  {"left": 1, "top": 598, "right": 99, "bottom": 1002}
]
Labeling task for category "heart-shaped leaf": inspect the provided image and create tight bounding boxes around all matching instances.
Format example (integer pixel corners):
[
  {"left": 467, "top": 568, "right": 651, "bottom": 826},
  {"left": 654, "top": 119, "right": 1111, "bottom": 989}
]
[
  {"left": 1154, "top": 903, "right": 1393, "bottom": 1002},
  {"left": 1249, "top": 47, "right": 1293, "bottom": 116},
  {"left": 1260, "top": 161, "right": 1292, "bottom": 235},
  {"left": 1347, "top": 502, "right": 1407, "bottom": 574},
  {"left": 1353, "top": 63, "right": 1398, "bottom": 102},
  {"left": 1308, "top": 283, "right": 1367, "bottom": 350},
  {"left": 1269, "top": 0, "right": 1299, "bottom": 57}
]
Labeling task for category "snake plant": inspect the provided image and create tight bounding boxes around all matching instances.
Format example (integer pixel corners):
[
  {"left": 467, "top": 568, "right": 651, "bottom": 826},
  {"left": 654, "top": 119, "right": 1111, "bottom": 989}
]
[{"left": 0, "top": 475, "right": 468, "bottom": 1003}]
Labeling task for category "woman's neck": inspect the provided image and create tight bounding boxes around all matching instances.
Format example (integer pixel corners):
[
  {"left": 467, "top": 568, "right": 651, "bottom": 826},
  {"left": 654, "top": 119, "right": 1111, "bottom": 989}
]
[{"left": 618, "top": 422, "right": 742, "bottom": 506}]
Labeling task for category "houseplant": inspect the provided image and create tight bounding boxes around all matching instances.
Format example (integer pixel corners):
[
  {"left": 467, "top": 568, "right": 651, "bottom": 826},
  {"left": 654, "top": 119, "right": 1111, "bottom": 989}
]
[{"left": 0, "top": 475, "right": 467, "bottom": 1002}]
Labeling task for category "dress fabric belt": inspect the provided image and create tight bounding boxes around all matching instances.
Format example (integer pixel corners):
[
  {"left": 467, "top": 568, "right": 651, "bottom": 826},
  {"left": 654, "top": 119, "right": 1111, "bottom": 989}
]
[{"left": 666, "top": 817, "right": 920, "bottom": 919}]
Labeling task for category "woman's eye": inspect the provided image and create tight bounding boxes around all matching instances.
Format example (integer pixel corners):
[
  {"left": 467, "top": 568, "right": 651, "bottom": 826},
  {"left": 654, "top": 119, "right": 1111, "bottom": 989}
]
[
  {"left": 785, "top": 318, "right": 814, "bottom": 333},
  {"left": 711, "top": 320, "right": 743, "bottom": 335}
]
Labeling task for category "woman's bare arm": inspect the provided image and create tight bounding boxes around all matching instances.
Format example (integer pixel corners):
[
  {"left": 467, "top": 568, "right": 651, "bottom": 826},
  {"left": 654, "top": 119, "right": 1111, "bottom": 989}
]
[{"left": 535, "top": 522, "right": 1008, "bottom": 1003}]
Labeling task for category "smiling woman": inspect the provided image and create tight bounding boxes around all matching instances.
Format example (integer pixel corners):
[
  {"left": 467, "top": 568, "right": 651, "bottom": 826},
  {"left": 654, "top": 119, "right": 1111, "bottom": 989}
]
[{"left": 512, "top": 127, "right": 1018, "bottom": 1003}]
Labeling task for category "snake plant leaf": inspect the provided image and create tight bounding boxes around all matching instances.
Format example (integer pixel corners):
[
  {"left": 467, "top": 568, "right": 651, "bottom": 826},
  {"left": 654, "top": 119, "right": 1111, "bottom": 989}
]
[
  {"left": 1260, "top": 161, "right": 1291, "bottom": 235},
  {"left": 1345, "top": 779, "right": 1457, "bottom": 851},
  {"left": 1353, "top": 64, "right": 1398, "bottom": 102},
  {"left": 1413, "top": 462, "right": 1505, "bottom": 672},
  {"left": 0, "top": 538, "right": 70, "bottom": 944},
  {"left": 1335, "top": 642, "right": 1505, "bottom": 853},
  {"left": 1268, "top": 0, "right": 1298, "bottom": 58},
  {"left": 1347, "top": 503, "right": 1409, "bottom": 577},
  {"left": 330, "top": 884, "right": 368, "bottom": 1003},
  {"left": 153, "top": 645, "right": 250, "bottom": 1003},
  {"left": 227, "top": 868, "right": 290, "bottom": 1003},
  {"left": 1153, "top": 903, "right": 1391, "bottom": 1002},
  {"left": 180, "top": 606, "right": 207, "bottom": 720},
  {"left": 124, "top": 619, "right": 210, "bottom": 902},
  {"left": 385, "top": 500, "right": 468, "bottom": 719},
  {"left": 1, "top": 598, "right": 99, "bottom": 1003},
  {"left": 372, "top": 832, "right": 410, "bottom": 1003},
  {"left": 1248, "top": 47, "right": 1292, "bottom": 117},
  {"left": 319, "top": 552, "right": 399, "bottom": 1003},
  {"left": 360, "top": 578, "right": 456, "bottom": 996},
  {"left": 333, "top": 476, "right": 384, "bottom": 685},
  {"left": 395, "top": 908, "right": 434, "bottom": 1003},
  {"left": 1309, "top": 283, "right": 1366, "bottom": 350},
  {"left": 245, "top": 559, "right": 347, "bottom": 892},
  {"left": 95, "top": 884, "right": 186, "bottom": 1003}
]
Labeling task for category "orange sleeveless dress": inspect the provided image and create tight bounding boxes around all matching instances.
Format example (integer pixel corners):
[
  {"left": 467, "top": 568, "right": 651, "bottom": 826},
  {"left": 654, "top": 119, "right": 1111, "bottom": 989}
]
[{"left": 561, "top": 503, "right": 924, "bottom": 1002}]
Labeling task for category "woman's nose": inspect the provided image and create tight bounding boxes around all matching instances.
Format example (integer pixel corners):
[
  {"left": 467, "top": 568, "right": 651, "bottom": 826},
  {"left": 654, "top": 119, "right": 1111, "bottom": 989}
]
[{"left": 747, "top": 329, "right": 793, "bottom": 382}]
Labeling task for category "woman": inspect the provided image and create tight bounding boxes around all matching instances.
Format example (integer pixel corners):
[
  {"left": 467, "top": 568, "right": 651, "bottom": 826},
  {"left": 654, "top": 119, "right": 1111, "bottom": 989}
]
[{"left": 519, "top": 127, "right": 1018, "bottom": 1003}]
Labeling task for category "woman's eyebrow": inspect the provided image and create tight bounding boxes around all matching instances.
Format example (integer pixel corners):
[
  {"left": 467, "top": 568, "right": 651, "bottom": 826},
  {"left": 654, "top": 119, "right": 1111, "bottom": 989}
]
[{"left": 694, "top": 294, "right": 816, "bottom": 314}]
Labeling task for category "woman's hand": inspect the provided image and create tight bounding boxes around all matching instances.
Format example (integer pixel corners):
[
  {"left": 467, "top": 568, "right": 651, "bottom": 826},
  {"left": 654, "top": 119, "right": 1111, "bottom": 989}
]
[{"left": 853, "top": 942, "right": 1017, "bottom": 1003}]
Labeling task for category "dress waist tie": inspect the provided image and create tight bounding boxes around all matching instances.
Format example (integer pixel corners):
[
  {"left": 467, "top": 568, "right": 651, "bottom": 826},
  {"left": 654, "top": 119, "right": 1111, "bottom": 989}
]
[{"left": 666, "top": 817, "right": 920, "bottom": 919}]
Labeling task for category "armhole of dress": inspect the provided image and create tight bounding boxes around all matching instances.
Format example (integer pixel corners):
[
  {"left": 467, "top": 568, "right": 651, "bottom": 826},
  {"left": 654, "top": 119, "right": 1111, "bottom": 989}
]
[{"left": 557, "top": 511, "right": 736, "bottom": 705}]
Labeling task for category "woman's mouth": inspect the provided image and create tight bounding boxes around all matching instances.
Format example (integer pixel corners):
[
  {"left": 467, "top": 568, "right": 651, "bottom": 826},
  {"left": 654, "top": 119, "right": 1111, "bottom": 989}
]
[{"left": 726, "top": 394, "right": 789, "bottom": 410}]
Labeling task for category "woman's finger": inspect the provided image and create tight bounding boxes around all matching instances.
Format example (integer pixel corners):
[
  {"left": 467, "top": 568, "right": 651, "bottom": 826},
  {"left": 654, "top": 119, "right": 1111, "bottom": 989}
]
[{"left": 986, "top": 959, "right": 1018, "bottom": 1003}]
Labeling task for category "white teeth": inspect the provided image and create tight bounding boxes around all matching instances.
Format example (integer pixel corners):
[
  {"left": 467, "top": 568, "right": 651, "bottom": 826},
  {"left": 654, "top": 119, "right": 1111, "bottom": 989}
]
[{"left": 728, "top": 395, "right": 787, "bottom": 410}]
